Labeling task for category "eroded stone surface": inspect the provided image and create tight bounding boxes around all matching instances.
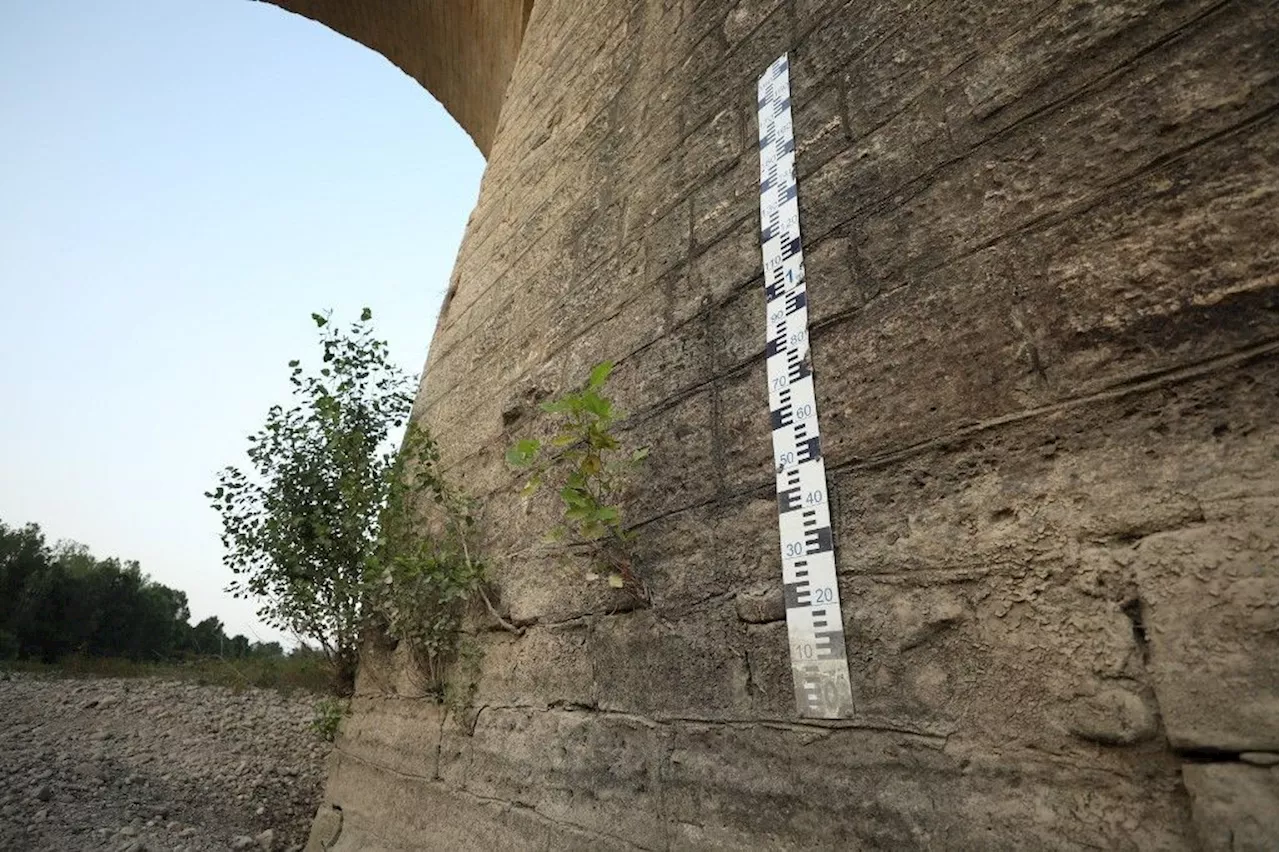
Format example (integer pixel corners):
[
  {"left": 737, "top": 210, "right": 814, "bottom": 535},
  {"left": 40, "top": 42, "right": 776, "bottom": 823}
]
[
  {"left": 300, "top": 0, "right": 1277, "bottom": 847},
  {"left": 1182, "top": 762, "right": 1279, "bottom": 852}
]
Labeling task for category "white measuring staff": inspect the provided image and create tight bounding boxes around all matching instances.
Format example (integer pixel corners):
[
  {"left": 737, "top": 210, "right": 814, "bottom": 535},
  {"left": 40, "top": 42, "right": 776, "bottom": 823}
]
[{"left": 757, "top": 53, "right": 854, "bottom": 719}]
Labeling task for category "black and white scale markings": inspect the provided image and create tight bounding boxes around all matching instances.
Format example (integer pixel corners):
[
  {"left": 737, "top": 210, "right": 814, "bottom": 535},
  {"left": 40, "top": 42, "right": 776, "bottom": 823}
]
[{"left": 757, "top": 54, "right": 854, "bottom": 720}]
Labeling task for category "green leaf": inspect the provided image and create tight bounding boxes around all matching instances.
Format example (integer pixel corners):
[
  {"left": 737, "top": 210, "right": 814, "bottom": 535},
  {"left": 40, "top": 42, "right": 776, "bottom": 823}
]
[
  {"left": 580, "top": 391, "right": 611, "bottom": 419},
  {"left": 288, "top": 359, "right": 300, "bottom": 368},
  {"left": 519, "top": 474, "right": 542, "bottom": 498},
  {"left": 311, "top": 312, "right": 327, "bottom": 327},
  {"left": 360, "top": 307, "right": 373, "bottom": 321},
  {"left": 588, "top": 361, "right": 614, "bottom": 389},
  {"left": 505, "top": 438, "right": 540, "bottom": 467},
  {"left": 564, "top": 506, "right": 592, "bottom": 523},
  {"left": 539, "top": 398, "right": 575, "bottom": 415},
  {"left": 595, "top": 506, "right": 619, "bottom": 523},
  {"left": 551, "top": 432, "right": 579, "bottom": 448},
  {"left": 589, "top": 430, "right": 620, "bottom": 451},
  {"left": 559, "top": 486, "right": 590, "bottom": 509},
  {"left": 631, "top": 447, "right": 650, "bottom": 463}
]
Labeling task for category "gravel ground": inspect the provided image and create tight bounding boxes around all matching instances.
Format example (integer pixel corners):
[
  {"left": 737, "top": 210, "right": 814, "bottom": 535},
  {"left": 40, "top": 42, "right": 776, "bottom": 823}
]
[{"left": 0, "top": 673, "right": 331, "bottom": 852}]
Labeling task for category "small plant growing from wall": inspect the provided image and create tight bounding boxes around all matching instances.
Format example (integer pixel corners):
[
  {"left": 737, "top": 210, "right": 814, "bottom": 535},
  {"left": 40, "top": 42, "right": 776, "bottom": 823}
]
[
  {"left": 506, "top": 362, "right": 650, "bottom": 601},
  {"left": 367, "top": 421, "right": 489, "bottom": 697},
  {"left": 310, "top": 696, "right": 349, "bottom": 743}
]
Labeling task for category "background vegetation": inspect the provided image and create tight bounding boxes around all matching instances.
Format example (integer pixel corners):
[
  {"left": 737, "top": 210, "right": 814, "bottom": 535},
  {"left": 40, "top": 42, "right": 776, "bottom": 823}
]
[
  {"left": 0, "top": 519, "right": 285, "bottom": 662},
  {"left": 4, "top": 310, "right": 486, "bottom": 705},
  {"left": 0, "top": 519, "right": 329, "bottom": 691}
]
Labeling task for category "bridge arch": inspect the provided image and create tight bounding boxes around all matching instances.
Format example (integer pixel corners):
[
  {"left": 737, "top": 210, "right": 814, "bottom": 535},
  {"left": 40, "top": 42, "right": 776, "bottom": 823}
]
[{"left": 258, "top": 0, "right": 533, "bottom": 155}]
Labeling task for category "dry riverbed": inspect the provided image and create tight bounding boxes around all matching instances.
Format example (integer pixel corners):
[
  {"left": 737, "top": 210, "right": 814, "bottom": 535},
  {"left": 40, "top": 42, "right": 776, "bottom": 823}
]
[{"left": 0, "top": 673, "right": 330, "bottom": 851}]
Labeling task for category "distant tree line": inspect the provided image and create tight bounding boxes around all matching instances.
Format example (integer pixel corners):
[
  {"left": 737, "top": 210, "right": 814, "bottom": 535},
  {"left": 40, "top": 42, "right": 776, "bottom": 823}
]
[{"left": 0, "top": 519, "right": 285, "bottom": 663}]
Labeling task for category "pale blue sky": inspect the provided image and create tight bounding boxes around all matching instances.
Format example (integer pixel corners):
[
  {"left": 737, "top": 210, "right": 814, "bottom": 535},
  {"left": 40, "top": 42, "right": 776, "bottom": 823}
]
[{"left": 0, "top": 1, "right": 484, "bottom": 644}]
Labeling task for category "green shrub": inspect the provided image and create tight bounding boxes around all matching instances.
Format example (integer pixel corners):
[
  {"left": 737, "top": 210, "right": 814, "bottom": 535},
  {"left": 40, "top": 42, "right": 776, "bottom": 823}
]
[
  {"left": 507, "top": 362, "right": 649, "bottom": 600},
  {"left": 367, "top": 423, "right": 486, "bottom": 694},
  {"left": 310, "top": 696, "right": 349, "bottom": 742}
]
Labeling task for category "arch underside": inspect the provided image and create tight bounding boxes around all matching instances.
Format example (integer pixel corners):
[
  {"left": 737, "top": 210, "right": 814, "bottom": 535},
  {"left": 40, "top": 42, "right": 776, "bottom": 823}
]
[{"left": 256, "top": 0, "right": 532, "bottom": 156}]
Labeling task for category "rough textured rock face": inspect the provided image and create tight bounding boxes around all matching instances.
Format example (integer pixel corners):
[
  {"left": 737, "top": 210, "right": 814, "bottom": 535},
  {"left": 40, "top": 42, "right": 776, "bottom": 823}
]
[{"left": 299, "top": 0, "right": 1276, "bottom": 848}]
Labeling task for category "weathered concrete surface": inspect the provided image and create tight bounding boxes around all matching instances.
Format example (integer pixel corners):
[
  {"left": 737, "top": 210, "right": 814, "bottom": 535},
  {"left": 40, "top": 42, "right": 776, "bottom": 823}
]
[
  {"left": 258, "top": 0, "right": 532, "bottom": 154},
  {"left": 1183, "top": 761, "right": 1280, "bottom": 851},
  {"left": 304, "top": 0, "right": 1278, "bottom": 848}
]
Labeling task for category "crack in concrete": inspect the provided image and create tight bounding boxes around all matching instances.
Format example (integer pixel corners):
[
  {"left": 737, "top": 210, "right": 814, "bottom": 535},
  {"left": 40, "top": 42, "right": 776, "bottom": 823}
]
[{"left": 455, "top": 701, "right": 952, "bottom": 742}]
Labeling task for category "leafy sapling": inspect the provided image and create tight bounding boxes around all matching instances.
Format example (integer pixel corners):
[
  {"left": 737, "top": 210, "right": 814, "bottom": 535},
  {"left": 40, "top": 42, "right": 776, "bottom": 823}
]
[
  {"left": 367, "top": 421, "right": 488, "bottom": 692},
  {"left": 506, "top": 362, "right": 649, "bottom": 600},
  {"left": 208, "top": 308, "right": 498, "bottom": 698},
  {"left": 310, "top": 696, "right": 349, "bottom": 742},
  {"left": 209, "top": 308, "right": 415, "bottom": 694}
]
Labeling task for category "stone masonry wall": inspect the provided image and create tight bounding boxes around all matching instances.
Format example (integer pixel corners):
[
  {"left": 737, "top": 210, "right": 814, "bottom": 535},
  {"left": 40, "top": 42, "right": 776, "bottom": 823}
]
[{"left": 311, "top": 0, "right": 1278, "bottom": 849}]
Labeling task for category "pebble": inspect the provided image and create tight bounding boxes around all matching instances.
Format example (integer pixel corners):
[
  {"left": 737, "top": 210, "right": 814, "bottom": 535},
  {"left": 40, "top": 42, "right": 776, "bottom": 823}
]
[{"left": 0, "top": 674, "right": 329, "bottom": 851}]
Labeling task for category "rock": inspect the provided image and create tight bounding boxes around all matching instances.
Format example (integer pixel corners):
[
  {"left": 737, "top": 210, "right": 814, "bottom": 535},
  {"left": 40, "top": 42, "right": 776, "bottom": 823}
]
[
  {"left": 1131, "top": 525, "right": 1279, "bottom": 754},
  {"left": 255, "top": 827, "right": 275, "bottom": 850},
  {"left": 0, "top": 674, "right": 327, "bottom": 851},
  {"left": 231, "top": 835, "right": 256, "bottom": 850},
  {"left": 894, "top": 591, "right": 967, "bottom": 651},
  {"left": 734, "top": 587, "right": 785, "bottom": 623},
  {"left": 1239, "top": 752, "right": 1279, "bottom": 766},
  {"left": 1065, "top": 686, "right": 1157, "bottom": 746},
  {"left": 306, "top": 806, "right": 343, "bottom": 851},
  {"left": 1182, "top": 762, "right": 1278, "bottom": 851}
]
